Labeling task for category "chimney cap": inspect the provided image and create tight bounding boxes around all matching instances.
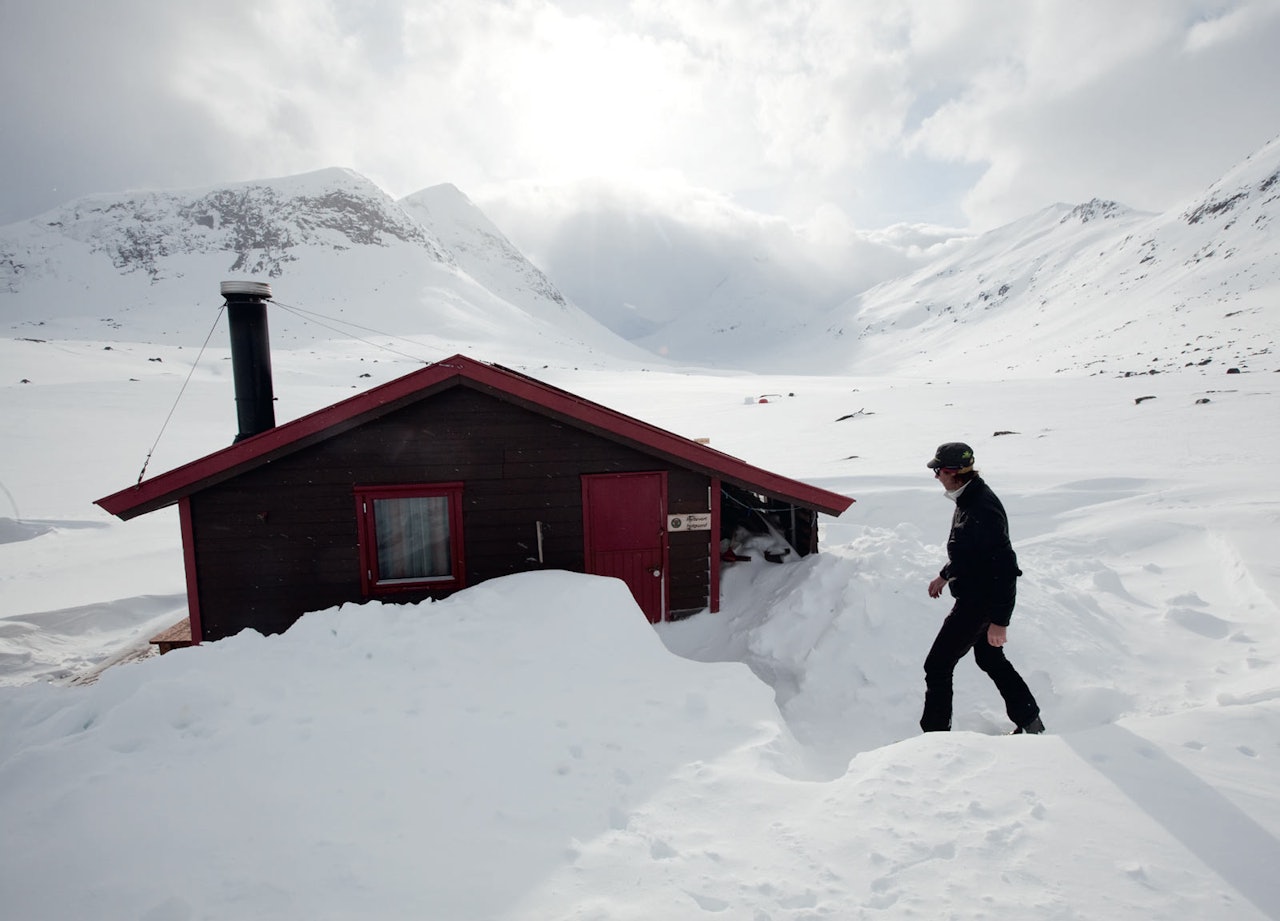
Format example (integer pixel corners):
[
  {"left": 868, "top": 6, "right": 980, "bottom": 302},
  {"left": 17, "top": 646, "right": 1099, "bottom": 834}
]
[{"left": 220, "top": 280, "right": 273, "bottom": 299}]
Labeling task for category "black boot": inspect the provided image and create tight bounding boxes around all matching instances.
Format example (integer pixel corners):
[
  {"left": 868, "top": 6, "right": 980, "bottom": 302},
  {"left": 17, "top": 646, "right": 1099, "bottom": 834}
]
[{"left": 1010, "top": 716, "right": 1045, "bottom": 735}]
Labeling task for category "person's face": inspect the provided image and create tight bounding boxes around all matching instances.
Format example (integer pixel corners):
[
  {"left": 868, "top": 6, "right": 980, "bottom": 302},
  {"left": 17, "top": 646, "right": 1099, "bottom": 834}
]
[{"left": 934, "top": 467, "right": 963, "bottom": 490}]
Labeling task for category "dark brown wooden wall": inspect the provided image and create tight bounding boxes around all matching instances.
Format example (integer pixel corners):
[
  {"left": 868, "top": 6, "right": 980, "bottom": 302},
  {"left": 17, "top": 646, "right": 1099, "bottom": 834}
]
[{"left": 189, "top": 385, "right": 713, "bottom": 640}]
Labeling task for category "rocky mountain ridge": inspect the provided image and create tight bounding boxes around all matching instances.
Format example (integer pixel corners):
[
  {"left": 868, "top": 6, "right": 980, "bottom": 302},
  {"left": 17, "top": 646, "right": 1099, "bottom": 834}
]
[
  {"left": 802, "top": 135, "right": 1280, "bottom": 377},
  {"left": 4, "top": 169, "right": 450, "bottom": 289},
  {"left": 0, "top": 168, "right": 635, "bottom": 365}
]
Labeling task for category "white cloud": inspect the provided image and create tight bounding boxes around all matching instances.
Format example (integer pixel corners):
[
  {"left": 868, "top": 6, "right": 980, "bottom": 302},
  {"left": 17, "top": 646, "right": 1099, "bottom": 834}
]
[
  {"left": 1184, "top": 1, "right": 1266, "bottom": 51},
  {"left": 905, "top": 0, "right": 1280, "bottom": 227},
  {"left": 2, "top": 0, "right": 1278, "bottom": 232}
]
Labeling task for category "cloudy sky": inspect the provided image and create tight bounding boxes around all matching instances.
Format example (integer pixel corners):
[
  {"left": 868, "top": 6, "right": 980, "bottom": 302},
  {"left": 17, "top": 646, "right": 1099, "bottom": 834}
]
[{"left": 3, "top": 0, "right": 1279, "bottom": 236}]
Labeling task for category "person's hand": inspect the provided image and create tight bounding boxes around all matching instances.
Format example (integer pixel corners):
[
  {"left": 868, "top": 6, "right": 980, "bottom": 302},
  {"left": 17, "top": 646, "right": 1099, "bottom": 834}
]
[
  {"left": 928, "top": 576, "right": 947, "bottom": 598},
  {"left": 987, "top": 624, "right": 1007, "bottom": 647}
]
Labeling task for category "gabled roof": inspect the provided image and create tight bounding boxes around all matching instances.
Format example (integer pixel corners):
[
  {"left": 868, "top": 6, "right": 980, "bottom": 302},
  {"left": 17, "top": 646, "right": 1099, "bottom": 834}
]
[{"left": 96, "top": 354, "right": 854, "bottom": 520}]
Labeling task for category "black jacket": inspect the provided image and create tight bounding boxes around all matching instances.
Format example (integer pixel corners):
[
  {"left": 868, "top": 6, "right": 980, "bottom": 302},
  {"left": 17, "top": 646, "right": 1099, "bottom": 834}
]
[{"left": 939, "top": 475, "right": 1022, "bottom": 625}]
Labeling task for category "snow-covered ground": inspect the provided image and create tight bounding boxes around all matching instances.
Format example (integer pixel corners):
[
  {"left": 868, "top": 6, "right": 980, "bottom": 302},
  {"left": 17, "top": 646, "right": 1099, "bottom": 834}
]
[{"left": 2, "top": 329, "right": 1278, "bottom": 919}]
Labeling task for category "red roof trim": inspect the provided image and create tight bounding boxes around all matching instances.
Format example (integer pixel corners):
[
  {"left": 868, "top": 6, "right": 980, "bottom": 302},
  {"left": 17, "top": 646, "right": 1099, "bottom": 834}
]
[{"left": 96, "top": 355, "right": 854, "bottom": 519}]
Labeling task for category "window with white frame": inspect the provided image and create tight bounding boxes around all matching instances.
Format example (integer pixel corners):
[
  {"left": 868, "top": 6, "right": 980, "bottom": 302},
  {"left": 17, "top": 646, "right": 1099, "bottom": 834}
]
[{"left": 355, "top": 483, "right": 465, "bottom": 594}]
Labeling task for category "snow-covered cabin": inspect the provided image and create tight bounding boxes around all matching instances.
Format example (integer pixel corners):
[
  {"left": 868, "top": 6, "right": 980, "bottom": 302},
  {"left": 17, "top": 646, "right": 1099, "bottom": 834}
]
[{"left": 96, "top": 285, "right": 853, "bottom": 646}]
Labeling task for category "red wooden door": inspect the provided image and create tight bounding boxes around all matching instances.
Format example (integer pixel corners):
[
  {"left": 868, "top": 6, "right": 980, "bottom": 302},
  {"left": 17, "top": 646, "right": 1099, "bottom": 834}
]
[{"left": 582, "top": 472, "right": 668, "bottom": 623}]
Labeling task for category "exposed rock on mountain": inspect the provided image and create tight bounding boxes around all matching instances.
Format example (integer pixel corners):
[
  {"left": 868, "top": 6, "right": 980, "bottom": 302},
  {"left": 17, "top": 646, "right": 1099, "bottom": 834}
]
[
  {"left": 1063, "top": 198, "right": 1128, "bottom": 224},
  {"left": 802, "top": 136, "right": 1280, "bottom": 377},
  {"left": 0, "top": 169, "right": 638, "bottom": 364},
  {"left": 1182, "top": 142, "right": 1280, "bottom": 229},
  {"left": 3, "top": 169, "right": 449, "bottom": 289}
]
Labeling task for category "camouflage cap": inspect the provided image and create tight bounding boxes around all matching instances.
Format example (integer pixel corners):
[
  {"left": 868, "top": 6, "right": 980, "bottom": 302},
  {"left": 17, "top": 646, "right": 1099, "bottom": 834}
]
[{"left": 927, "top": 442, "right": 975, "bottom": 470}]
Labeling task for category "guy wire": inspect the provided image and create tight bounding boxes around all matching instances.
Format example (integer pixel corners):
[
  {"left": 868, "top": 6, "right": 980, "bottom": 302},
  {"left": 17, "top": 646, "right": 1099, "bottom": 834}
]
[
  {"left": 132, "top": 295, "right": 452, "bottom": 487},
  {"left": 270, "top": 299, "right": 443, "bottom": 365},
  {"left": 134, "top": 303, "right": 226, "bottom": 487}
]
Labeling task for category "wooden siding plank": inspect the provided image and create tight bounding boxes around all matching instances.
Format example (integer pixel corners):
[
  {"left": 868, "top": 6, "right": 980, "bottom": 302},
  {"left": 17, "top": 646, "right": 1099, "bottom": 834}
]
[{"left": 187, "top": 386, "right": 718, "bottom": 640}]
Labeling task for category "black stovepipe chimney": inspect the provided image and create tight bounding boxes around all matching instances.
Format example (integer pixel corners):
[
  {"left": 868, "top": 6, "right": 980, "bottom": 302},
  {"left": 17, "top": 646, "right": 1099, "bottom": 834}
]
[{"left": 221, "top": 280, "right": 276, "bottom": 442}]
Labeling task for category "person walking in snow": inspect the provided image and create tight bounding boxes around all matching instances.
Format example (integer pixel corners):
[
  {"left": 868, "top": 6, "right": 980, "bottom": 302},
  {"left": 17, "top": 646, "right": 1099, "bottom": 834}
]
[{"left": 921, "top": 442, "right": 1045, "bottom": 734}]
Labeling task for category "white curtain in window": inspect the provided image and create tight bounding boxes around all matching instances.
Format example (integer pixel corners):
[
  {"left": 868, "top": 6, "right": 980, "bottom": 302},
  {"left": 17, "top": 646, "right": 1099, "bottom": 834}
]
[{"left": 374, "top": 496, "right": 451, "bottom": 581}]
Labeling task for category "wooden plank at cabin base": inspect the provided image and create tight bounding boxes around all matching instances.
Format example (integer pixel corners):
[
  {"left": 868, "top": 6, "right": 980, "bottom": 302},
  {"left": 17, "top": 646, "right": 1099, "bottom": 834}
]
[{"left": 150, "top": 620, "right": 193, "bottom": 654}]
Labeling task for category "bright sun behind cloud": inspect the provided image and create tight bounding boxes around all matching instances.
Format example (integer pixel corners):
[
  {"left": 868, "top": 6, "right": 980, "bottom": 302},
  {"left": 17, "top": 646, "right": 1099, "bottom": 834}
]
[{"left": 503, "top": 14, "right": 689, "bottom": 182}]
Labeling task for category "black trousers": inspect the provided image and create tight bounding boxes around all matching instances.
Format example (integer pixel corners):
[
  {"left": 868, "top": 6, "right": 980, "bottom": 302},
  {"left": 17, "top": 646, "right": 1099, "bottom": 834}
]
[{"left": 920, "top": 599, "right": 1040, "bottom": 732}]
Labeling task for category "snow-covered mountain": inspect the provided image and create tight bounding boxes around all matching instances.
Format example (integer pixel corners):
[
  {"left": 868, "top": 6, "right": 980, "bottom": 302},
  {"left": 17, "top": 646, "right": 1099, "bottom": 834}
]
[
  {"left": 0, "top": 168, "right": 645, "bottom": 365},
  {"left": 398, "top": 183, "right": 572, "bottom": 324},
  {"left": 3, "top": 137, "right": 1277, "bottom": 378},
  {"left": 804, "top": 136, "right": 1280, "bottom": 378}
]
